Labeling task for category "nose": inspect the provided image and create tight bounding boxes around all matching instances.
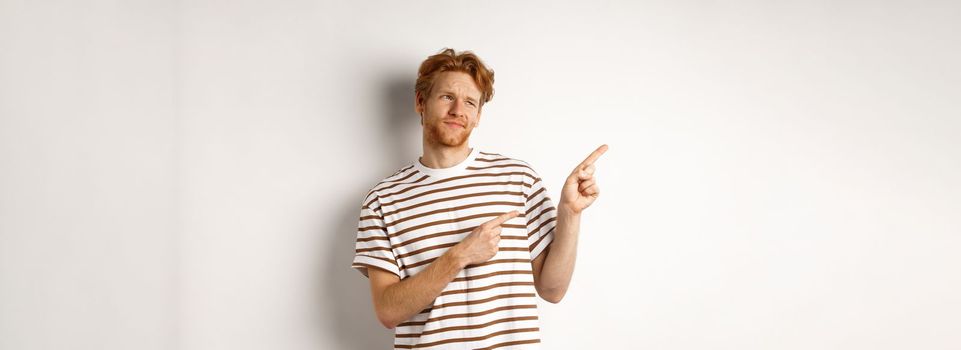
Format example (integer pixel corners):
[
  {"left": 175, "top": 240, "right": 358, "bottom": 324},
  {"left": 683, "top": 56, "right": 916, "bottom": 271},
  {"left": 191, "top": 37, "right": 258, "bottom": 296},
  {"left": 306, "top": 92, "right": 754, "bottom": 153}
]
[{"left": 449, "top": 99, "right": 466, "bottom": 117}]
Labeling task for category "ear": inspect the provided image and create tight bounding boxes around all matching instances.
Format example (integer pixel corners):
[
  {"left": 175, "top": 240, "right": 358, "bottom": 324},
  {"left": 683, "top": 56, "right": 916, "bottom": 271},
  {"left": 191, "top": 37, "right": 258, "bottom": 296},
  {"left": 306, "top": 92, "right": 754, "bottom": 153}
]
[
  {"left": 411, "top": 92, "right": 420, "bottom": 125},
  {"left": 414, "top": 91, "right": 424, "bottom": 115}
]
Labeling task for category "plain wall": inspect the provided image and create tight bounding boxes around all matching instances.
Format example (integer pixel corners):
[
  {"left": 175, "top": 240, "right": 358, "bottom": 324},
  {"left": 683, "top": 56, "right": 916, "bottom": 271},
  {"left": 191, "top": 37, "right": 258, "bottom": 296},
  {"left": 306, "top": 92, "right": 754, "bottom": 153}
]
[
  {"left": 1, "top": 0, "right": 959, "bottom": 349},
  {"left": 0, "top": 0, "right": 180, "bottom": 349}
]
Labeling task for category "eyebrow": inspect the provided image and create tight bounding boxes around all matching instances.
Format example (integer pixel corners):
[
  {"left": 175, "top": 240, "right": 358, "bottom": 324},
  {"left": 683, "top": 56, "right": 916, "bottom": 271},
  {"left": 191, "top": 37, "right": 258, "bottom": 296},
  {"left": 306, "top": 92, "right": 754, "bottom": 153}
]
[{"left": 439, "top": 91, "right": 479, "bottom": 103}]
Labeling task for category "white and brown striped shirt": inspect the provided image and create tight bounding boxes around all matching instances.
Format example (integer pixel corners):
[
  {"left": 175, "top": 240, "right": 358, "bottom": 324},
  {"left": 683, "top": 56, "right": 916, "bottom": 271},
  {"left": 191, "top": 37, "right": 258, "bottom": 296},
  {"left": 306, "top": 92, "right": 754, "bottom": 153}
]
[{"left": 352, "top": 147, "right": 557, "bottom": 350}]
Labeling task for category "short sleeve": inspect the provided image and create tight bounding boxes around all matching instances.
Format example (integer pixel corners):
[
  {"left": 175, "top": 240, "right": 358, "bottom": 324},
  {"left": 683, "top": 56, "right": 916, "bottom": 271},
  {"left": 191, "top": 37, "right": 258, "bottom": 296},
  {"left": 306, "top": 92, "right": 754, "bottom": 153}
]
[
  {"left": 351, "top": 191, "right": 402, "bottom": 279},
  {"left": 523, "top": 167, "right": 557, "bottom": 261}
]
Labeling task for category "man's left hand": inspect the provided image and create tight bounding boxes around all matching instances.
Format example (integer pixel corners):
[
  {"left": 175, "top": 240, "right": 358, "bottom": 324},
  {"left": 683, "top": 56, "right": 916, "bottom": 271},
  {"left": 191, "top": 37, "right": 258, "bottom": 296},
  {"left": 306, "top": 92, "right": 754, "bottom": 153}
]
[{"left": 559, "top": 144, "right": 608, "bottom": 215}]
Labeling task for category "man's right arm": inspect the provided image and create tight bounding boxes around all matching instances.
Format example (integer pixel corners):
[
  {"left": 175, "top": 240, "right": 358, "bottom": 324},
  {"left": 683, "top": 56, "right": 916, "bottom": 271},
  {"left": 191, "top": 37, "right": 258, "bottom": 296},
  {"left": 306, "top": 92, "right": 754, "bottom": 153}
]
[
  {"left": 368, "top": 248, "right": 467, "bottom": 329},
  {"left": 366, "top": 210, "right": 520, "bottom": 329}
]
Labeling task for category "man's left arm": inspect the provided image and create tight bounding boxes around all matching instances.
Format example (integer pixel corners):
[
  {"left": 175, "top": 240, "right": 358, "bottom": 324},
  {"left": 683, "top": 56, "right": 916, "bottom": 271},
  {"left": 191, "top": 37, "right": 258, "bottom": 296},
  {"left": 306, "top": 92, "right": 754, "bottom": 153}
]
[{"left": 532, "top": 144, "right": 608, "bottom": 303}]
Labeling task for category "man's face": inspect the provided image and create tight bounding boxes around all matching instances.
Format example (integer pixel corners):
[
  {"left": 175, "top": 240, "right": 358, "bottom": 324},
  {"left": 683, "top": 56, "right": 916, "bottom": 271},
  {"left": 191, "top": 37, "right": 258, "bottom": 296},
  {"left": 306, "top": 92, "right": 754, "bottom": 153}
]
[{"left": 416, "top": 71, "right": 483, "bottom": 148}]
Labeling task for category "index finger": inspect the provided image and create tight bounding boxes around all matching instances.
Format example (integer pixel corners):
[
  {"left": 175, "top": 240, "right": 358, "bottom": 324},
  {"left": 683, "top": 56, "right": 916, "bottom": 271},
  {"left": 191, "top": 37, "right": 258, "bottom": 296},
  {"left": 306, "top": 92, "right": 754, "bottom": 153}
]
[
  {"left": 578, "top": 144, "right": 609, "bottom": 169},
  {"left": 484, "top": 210, "right": 520, "bottom": 228}
]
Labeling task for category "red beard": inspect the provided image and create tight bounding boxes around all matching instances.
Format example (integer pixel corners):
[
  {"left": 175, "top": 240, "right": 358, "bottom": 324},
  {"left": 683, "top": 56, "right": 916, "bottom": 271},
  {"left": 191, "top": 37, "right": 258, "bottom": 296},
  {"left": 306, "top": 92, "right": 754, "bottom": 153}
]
[{"left": 425, "top": 120, "right": 470, "bottom": 147}]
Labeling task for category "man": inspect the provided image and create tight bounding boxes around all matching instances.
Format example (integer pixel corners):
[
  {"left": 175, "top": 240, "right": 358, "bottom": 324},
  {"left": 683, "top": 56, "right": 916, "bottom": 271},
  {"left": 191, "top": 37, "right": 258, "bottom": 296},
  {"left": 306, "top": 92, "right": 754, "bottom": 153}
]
[{"left": 352, "top": 48, "right": 607, "bottom": 349}]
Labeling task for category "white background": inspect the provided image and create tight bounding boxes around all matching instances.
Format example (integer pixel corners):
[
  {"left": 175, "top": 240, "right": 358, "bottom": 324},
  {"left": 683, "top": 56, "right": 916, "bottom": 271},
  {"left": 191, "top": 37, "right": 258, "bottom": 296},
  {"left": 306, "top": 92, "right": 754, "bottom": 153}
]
[{"left": 1, "top": 0, "right": 959, "bottom": 349}]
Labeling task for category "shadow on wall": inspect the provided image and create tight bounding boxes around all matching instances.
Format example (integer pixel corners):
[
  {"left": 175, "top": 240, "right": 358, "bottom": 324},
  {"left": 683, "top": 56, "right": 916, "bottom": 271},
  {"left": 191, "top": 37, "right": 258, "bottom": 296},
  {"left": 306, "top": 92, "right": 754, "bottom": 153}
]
[{"left": 320, "top": 73, "right": 419, "bottom": 349}]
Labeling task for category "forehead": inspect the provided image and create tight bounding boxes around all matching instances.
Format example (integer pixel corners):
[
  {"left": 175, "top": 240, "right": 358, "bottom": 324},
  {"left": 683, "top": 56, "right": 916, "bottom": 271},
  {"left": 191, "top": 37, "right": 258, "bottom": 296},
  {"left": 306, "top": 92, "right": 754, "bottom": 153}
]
[{"left": 432, "top": 71, "right": 481, "bottom": 99}]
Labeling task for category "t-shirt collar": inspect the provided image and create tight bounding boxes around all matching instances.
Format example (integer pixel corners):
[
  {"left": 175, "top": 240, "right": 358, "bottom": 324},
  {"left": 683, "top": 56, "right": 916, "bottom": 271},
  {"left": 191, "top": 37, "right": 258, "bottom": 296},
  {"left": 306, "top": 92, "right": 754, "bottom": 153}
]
[{"left": 413, "top": 147, "right": 479, "bottom": 179}]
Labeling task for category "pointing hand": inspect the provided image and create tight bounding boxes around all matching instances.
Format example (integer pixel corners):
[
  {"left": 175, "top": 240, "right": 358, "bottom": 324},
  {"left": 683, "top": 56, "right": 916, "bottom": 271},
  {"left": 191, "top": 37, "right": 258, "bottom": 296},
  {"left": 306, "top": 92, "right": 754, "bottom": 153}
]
[
  {"left": 559, "top": 144, "right": 608, "bottom": 215},
  {"left": 454, "top": 210, "right": 521, "bottom": 266}
]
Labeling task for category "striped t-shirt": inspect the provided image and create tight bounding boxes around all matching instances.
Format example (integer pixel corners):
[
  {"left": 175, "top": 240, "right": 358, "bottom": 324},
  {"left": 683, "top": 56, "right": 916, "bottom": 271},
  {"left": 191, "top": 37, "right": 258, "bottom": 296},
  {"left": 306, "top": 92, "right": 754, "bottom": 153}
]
[{"left": 352, "top": 147, "right": 558, "bottom": 350}]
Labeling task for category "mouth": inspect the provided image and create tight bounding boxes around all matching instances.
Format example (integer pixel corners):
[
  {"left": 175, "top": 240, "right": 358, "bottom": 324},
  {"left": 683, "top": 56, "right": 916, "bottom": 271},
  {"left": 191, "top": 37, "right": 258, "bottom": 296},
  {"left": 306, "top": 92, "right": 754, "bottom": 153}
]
[{"left": 444, "top": 122, "right": 464, "bottom": 128}]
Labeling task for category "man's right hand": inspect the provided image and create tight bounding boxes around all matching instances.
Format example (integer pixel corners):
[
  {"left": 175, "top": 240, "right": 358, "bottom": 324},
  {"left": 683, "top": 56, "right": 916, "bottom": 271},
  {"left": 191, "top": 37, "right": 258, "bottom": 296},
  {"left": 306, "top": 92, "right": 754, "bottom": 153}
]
[
  {"left": 452, "top": 210, "right": 521, "bottom": 266},
  {"left": 368, "top": 209, "right": 522, "bottom": 329}
]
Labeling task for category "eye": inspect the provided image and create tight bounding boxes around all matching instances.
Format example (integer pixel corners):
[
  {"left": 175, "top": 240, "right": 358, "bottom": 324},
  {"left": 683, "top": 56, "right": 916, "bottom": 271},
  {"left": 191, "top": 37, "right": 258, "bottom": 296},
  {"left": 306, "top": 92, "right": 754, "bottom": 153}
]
[{"left": 442, "top": 95, "right": 453, "bottom": 101}]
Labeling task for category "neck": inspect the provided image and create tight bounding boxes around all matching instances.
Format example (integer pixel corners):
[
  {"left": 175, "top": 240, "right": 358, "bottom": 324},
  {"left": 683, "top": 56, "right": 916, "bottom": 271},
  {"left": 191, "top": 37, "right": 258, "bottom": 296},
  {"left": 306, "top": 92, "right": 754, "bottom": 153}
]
[{"left": 419, "top": 143, "right": 472, "bottom": 169}]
